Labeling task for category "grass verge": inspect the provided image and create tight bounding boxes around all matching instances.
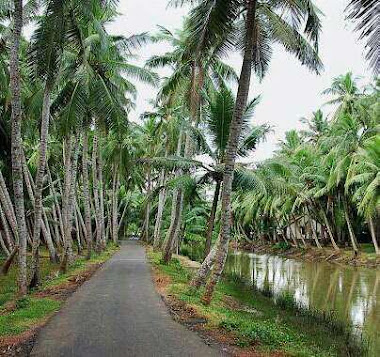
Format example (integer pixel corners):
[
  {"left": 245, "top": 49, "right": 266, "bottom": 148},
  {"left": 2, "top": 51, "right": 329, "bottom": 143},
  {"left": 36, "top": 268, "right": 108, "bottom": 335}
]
[
  {"left": 0, "top": 245, "right": 118, "bottom": 356},
  {"left": 147, "top": 248, "right": 367, "bottom": 357}
]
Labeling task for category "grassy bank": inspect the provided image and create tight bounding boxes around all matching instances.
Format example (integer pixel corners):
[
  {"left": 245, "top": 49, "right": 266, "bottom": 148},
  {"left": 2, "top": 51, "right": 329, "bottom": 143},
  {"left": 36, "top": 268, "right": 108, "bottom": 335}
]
[
  {"left": 148, "top": 249, "right": 366, "bottom": 357},
  {"left": 238, "top": 242, "right": 380, "bottom": 268},
  {"left": 0, "top": 245, "right": 118, "bottom": 352}
]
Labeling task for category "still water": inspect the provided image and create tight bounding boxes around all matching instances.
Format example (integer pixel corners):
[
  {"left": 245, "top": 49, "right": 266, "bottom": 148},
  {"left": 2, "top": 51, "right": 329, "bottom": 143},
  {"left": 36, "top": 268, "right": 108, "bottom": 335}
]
[{"left": 225, "top": 251, "right": 380, "bottom": 355}]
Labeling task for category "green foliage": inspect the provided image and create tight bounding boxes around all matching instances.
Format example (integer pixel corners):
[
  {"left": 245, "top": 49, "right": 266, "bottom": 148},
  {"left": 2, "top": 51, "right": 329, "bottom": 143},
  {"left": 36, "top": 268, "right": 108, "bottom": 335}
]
[
  {"left": 0, "top": 298, "right": 61, "bottom": 337},
  {"left": 273, "top": 241, "right": 291, "bottom": 251},
  {"left": 149, "top": 250, "right": 367, "bottom": 357}
]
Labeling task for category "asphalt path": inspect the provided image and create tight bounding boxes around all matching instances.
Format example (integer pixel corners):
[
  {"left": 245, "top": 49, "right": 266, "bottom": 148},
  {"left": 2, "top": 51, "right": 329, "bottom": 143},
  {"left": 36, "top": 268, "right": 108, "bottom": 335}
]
[{"left": 31, "top": 240, "right": 220, "bottom": 357}]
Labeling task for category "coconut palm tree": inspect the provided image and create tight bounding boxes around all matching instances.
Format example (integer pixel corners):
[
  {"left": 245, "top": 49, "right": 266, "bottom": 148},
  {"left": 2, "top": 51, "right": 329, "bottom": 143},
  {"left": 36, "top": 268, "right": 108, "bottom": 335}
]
[
  {"left": 347, "top": 136, "right": 380, "bottom": 255},
  {"left": 200, "top": 83, "right": 269, "bottom": 256},
  {"left": 178, "top": 0, "right": 323, "bottom": 304},
  {"left": 9, "top": 0, "right": 28, "bottom": 295},
  {"left": 346, "top": 0, "right": 379, "bottom": 76}
]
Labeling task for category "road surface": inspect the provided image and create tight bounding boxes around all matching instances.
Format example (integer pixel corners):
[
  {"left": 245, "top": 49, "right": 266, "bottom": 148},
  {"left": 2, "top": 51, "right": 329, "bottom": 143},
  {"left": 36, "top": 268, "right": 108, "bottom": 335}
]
[{"left": 31, "top": 241, "right": 220, "bottom": 357}]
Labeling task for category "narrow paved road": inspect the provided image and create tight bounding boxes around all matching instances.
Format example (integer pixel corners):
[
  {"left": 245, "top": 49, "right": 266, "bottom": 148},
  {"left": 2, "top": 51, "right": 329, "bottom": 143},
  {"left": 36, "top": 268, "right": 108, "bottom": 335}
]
[{"left": 31, "top": 241, "right": 219, "bottom": 357}]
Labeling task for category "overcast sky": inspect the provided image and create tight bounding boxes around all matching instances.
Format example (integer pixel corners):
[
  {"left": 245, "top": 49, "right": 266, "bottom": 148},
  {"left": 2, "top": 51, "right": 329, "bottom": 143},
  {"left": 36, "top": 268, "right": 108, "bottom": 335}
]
[{"left": 108, "top": 0, "right": 371, "bottom": 162}]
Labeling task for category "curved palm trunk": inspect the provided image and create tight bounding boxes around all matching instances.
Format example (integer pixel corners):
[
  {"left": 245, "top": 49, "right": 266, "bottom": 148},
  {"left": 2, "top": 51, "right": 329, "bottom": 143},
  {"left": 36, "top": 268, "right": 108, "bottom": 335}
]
[
  {"left": 368, "top": 217, "right": 379, "bottom": 255},
  {"left": 82, "top": 131, "right": 92, "bottom": 259},
  {"left": 204, "top": 180, "right": 221, "bottom": 257},
  {"left": 10, "top": 0, "right": 28, "bottom": 296},
  {"left": 153, "top": 169, "right": 167, "bottom": 250},
  {"left": 30, "top": 85, "right": 52, "bottom": 287},
  {"left": 202, "top": 0, "right": 257, "bottom": 305}
]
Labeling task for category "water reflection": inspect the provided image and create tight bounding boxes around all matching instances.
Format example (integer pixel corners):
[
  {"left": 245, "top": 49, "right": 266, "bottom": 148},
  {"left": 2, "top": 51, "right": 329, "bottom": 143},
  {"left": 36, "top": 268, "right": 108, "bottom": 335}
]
[{"left": 225, "top": 251, "right": 380, "bottom": 355}]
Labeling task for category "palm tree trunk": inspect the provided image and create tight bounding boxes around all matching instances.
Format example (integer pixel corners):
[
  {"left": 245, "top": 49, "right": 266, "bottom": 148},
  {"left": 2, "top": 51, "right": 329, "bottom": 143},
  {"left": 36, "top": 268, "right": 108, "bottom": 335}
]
[
  {"left": 97, "top": 140, "right": 106, "bottom": 248},
  {"left": 202, "top": 0, "right": 258, "bottom": 305},
  {"left": 306, "top": 206, "right": 322, "bottom": 249},
  {"left": 142, "top": 166, "right": 152, "bottom": 242},
  {"left": 162, "top": 132, "right": 183, "bottom": 263},
  {"left": 92, "top": 133, "right": 102, "bottom": 250},
  {"left": 82, "top": 131, "right": 92, "bottom": 259},
  {"left": 111, "top": 166, "right": 120, "bottom": 244},
  {"left": 368, "top": 217, "right": 379, "bottom": 255},
  {"left": 30, "top": 84, "right": 52, "bottom": 287},
  {"left": 153, "top": 169, "right": 167, "bottom": 250},
  {"left": 0, "top": 171, "right": 18, "bottom": 238},
  {"left": 22, "top": 150, "right": 58, "bottom": 264},
  {"left": 76, "top": 201, "right": 87, "bottom": 246},
  {"left": 0, "top": 231, "right": 10, "bottom": 257},
  {"left": 60, "top": 134, "right": 79, "bottom": 271},
  {"left": 320, "top": 209, "right": 339, "bottom": 251},
  {"left": 118, "top": 202, "right": 128, "bottom": 232},
  {"left": 0, "top": 203, "right": 14, "bottom": 251},
  {"left": 2, "top": 245, "right": 19, "bottom": 275},
  {"left": 162, "top": 188, "right": 183, "bottom": 263},
  {"left": 190, "top": 237, "right": 220, "bottom": 289},
  {"left": 343, "top": 198, "right": 359, "bottom": 253},
  {"left": 47, "top": 165, "right": 64, "bottom": 245},
  {"left": 294, "top": 216, "right": 307, "bottom": 248},
  {"left": 204, "top": 180, "right": 221, "bottom": 257},
  {"left": 10, "top": 0, "right": 28, "bottom": 296}
]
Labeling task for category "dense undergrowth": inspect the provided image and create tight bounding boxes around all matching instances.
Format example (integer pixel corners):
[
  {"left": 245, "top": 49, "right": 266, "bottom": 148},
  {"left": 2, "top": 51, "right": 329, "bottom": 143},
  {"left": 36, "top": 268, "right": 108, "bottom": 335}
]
[{"left": 148, "top": 249, "right": 367, "bottom": 357}]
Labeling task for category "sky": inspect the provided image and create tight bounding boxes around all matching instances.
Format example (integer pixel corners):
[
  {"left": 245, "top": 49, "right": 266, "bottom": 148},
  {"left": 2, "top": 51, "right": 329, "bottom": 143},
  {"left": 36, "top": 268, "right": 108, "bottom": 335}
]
[{"left": 107, "top": 0, "right": 371, "bottom": 162}]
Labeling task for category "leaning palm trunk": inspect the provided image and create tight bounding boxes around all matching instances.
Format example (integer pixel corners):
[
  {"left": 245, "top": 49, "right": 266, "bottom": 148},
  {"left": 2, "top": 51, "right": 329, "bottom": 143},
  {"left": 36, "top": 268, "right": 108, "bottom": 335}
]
[
  {"left": 368, "top": 217, "right": 379, "bottom": 255},
  {"left": 320, "top": 209, "right": 339, "bottom": 251},
  {"left": 2, "top": 245, "right": 19, "bottom": 275},
  {"left": 82, "top": 131, "right": 92, "bottom": 259},
  {"left": 0, "top": 204, "right": 14, "bottom": 251},
  {"left": 153, "top": 169, "right": 167, "bottom": 250},
  {"left": 0, "top": 231, "right": 10, "bottom": 257},
  {"left": 30, "top": 85, "right": 53, "bottom": 287},
  {"left": 190, "top": 237, "right": 220, "bottom": 289},
  {"left": 306, "top": 206, "right": 322, "bottom": 249},
  {"left": 204, "top": 180, "right": 221, "bottom": 257},
  {"left": 0, "top": 171, "right": 18, "bottom": 238},
  {"left": 202, "top": 0, "right": 257, "bottom": 305},
  {"left": 9, "top": 0, "right": 28, "bottom": 296}
]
